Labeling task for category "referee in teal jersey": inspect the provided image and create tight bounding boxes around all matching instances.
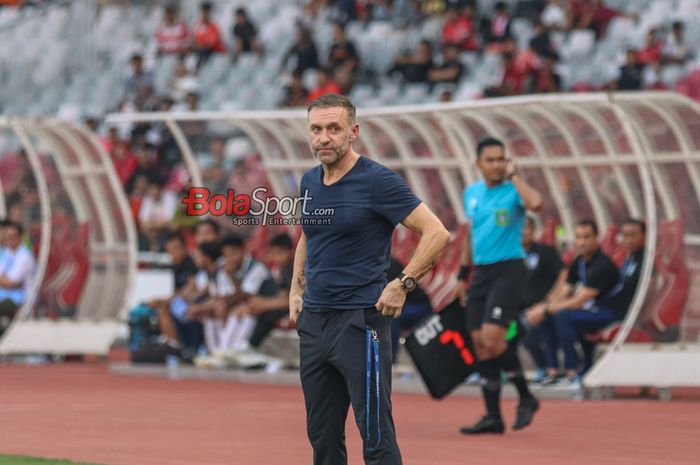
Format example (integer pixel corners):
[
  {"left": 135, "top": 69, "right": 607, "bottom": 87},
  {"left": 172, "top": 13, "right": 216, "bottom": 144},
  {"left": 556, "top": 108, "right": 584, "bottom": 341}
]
[{"left": 454, "top": 137, "right": 543, "bottom": 434}]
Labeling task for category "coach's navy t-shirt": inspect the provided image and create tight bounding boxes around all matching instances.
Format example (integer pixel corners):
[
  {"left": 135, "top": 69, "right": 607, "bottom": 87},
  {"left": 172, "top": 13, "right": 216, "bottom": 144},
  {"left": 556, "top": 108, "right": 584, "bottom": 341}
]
[{"left": 300, "top": 156, "right": 421, "bottom": 311}]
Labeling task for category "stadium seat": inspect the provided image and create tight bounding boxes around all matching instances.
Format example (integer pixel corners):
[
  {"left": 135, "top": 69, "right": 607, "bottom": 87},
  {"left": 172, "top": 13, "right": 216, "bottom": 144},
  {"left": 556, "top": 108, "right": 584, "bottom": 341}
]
[
  {"left": 606, "top": 17, "right": 637, "bottom": 48},
  {"left": 661, "top": 65, "right": 684, "bottom": 89},
  {"left": 41, "top": 222, "right": 90, "bottom": 318},
  {"left": 511, "top": 18, "right": 534, "bottom": 51},
  {"left": 563, "top": 29, "right": 596, "bottom": 62},
  {"left": 539, "top": 217, "right": 558, "bottom": 247},
  {"left": 600, "top": 223, "right": 619, "bottom": 257},
  {"left": 454, "top": 81, "right": 483, "bottom": 100},
  {"left": 422, "top": 224, "right": 468, "bottom": 312}
]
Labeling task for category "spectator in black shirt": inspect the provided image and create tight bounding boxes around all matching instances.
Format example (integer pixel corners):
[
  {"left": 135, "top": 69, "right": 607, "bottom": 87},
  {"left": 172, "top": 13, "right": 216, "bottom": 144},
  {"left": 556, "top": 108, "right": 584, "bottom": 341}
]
[
  {"left": 389, "top": 40, "right": 433, "bottom": 84},
  {"left": 282, "top": 71, "right": 309, "bottom": 107},
  {"left": 387, "top": 256, "right": 433, "bottom": 363},
  {"left": 151, "top": 232, "right": 203, "bottom": 353},
  {"left": 612, "top": 49, "right": 644, "bottom": 91},
  {"left": 530, "top": 21, "right": 559, "bottom": 62},
  {"left": 480, "top": 1, "right": 512, "bottom": 46},
  {"left": 327, "top": 22, "right": 359, "bottom": 92},
  {"left": 526, "top": 219, "right": 620, "bottom": 385},
  {"left": 428, "top": 44, "right": 464, "bottom": 87},
  {"left": 231, "top": 7, "right": 261, "bottom": 62},
  {"left": 280, "top": 25, "right": 319, "bottom": 76},
  {"left": 520, "top": 216, "right": 567, "bottom": 380},
  {"left": 601, "top": 219, "right": 645, "bottom": 322}
]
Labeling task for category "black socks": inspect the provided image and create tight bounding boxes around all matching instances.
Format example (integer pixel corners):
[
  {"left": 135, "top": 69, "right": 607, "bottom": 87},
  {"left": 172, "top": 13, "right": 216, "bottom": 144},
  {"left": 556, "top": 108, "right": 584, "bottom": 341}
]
[
  {"left": 497, "top": 345, "right": 535, "bottom": 401},
  {"left": 478, "top": 358, "right": 502, "bottom": 419}
]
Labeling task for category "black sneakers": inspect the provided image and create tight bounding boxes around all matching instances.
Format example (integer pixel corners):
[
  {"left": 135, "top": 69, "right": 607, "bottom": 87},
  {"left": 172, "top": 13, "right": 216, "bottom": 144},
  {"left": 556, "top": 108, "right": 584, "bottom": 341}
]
[
  {"left": 460, "top": 397, "right": 540, "bottom": 435},
  {"left": 512, "top": 397, "right": 540, "bottom": 431},
  {"left": 459, "top": 415, "right": 505, "bottom": 435}
]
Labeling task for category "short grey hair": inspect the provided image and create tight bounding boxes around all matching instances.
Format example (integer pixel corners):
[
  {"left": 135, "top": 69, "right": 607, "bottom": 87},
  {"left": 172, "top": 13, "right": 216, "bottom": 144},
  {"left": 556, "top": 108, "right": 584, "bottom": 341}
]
[{"left": 307, "top": 93, "right": 356, "bottom": 124}]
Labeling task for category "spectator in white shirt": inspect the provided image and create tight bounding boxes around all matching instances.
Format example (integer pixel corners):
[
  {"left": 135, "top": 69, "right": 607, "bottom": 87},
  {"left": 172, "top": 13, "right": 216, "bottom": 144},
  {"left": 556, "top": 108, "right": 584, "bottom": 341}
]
[
  {"left": 0, "top": 222, "right": 35, "bottom": 331},
  {"left": 138, "top": 176, "right": 177, "bottom": 251},
  {"left": 662, "top": 22, "right": 691, "bottom": 64}
]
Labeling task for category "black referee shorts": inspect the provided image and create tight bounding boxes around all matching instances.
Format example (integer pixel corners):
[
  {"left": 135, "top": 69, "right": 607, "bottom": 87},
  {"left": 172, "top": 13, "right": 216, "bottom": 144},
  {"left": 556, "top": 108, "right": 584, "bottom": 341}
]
[{"left": 466, "top": 259, "right": 525, "bottom": 332}]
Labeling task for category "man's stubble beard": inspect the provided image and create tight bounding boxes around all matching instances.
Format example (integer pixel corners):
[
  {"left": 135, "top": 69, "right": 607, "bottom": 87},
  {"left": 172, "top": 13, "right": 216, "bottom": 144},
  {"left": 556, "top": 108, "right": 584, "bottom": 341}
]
[{"left": 314, "top": 140, "right": 351, "bottom": 167}]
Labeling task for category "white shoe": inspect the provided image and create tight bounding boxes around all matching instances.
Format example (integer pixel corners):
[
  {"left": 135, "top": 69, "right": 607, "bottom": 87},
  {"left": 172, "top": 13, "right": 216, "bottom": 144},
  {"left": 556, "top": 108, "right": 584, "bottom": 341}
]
[
  {"left": 552, "top": 375, "right": 582, "bottom": 389},
  {"left": 233, "top": 349, "right": 272, "bottom": 369},
  {"left": 264, "top": 358, "right": 284, "bottom": 374},
  {"left": 194, "top": 352, "right": 229, "bottom": 369}
]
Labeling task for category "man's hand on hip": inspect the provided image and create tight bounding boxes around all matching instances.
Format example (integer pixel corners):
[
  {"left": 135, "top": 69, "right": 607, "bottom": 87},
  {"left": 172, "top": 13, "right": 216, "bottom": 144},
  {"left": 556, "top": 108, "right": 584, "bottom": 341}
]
[
  {"left": 375, "top": 279, "right": 406, "bottom": 318},
  {"left": 289, "top": 294, "right": 303, "bottom": 323}
]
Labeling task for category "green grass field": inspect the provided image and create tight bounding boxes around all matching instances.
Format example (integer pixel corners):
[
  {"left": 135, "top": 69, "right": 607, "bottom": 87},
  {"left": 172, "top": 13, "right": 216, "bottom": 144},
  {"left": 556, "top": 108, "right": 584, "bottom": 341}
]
[{"left": 0, "top": 456, "right": 100, "bottom": 465}]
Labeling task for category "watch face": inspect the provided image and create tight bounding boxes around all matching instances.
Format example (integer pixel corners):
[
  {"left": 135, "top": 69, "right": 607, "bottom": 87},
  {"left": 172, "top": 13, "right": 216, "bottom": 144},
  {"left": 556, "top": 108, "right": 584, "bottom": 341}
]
[{"left": 403, "top": 277, "right": 417, "bottom": 291}]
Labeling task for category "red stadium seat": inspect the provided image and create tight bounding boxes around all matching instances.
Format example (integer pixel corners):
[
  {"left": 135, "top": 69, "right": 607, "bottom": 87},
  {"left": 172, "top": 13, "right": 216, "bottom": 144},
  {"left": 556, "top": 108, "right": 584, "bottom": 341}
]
[
  {"left": 642, "top": 219, "right": 689, "bottom": 338},
  {"left": 600, "top": 223, "right": 619, "bottom": 256},
  {"left": 40, "top": 222, "right": 90, "bottom": 317},
  {"left": 538, "top": 217, "right": 557, "bottom": 246},
  {"left": 422, "top": 224, "right": 468, "bottom": 312}
]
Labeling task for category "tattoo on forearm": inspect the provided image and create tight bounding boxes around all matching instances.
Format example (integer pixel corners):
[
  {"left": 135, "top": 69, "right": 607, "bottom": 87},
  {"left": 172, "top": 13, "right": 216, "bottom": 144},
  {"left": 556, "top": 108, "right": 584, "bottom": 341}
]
[
  {"left": 297, "top": 270, "right": 306, "bottom": 290},
  {"left": 415, "top": 259, "right": 437, "bottom": 281}
]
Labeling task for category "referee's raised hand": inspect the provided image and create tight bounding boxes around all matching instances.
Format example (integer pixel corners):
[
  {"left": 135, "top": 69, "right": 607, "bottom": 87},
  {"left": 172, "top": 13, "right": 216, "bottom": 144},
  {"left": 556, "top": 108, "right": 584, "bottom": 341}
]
[{"left": 375, "top": 279, "right": 407, "bottom": 317}]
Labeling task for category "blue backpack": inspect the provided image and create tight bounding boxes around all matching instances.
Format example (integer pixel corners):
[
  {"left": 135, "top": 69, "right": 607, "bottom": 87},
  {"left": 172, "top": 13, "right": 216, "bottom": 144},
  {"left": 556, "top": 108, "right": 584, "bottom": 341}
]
[{"left": 127, "top": 303, "right": 160, "bottom": 351}]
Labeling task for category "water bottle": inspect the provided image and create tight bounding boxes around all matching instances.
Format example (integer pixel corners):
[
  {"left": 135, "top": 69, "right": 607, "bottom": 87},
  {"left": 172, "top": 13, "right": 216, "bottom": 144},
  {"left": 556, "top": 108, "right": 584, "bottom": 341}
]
[{"left": 166, "top": 354, "right": 180, "bottom": 380}]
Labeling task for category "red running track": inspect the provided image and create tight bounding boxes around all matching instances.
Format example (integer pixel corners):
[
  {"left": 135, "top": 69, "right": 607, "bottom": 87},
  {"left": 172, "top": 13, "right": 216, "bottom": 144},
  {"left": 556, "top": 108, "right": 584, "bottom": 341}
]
[{"left": 1, "top": 364, "right": 699, "bottom": 465}]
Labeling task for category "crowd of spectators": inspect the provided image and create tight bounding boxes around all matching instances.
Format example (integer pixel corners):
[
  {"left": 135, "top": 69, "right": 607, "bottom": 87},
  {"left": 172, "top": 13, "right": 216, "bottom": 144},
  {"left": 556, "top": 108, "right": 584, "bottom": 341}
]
[
  {"left": 82, "top": 0, "right": 692, "bottom": 256},
  {"left": 52, "top": 1, "right": 694, "bottom": 255},
  {"left": 91, "top": 0, "right": 696, "bottom": 116}
]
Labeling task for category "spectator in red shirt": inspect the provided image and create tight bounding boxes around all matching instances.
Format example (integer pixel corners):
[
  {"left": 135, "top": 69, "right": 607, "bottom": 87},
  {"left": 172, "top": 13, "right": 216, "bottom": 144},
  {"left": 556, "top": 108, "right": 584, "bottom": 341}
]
[
  {"left": 529, "top": 55, "right": 562, "bottom": 93},
  {"left": 111, "top": 139, "right": 138, "bottom": 186},
  {"left": 637, "top": 28, "right": 663, "bottom": 66},
  {"left": 485, "top": 52, "right": 524, "bottom": 97},
  {"left": 568, "top": 0, "right": 620, "bottom": 37},
  {"left": 99, "top": 126, "right": 119, "bottom": 155},
  {"left": 441, "top": 4, "right": 479, "bottom": 52},
  {"left": 192, "top": 1, "right": 226, "bottom": 69},
  {"left": 155, "top": 4, "right": 190, "bottom": 57},
  {"left": 307, "top": 68, "right": 343, "bottom": 102}
]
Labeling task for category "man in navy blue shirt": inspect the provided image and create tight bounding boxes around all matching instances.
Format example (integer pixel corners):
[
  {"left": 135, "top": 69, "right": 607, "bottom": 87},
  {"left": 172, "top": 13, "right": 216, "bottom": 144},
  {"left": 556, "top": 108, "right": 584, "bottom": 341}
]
[
  {"left": 290, "top": 94, "right": 450, "bottom": 465},
  {"left": 454, "top": 137, "right": 543, "bottom": 434}
]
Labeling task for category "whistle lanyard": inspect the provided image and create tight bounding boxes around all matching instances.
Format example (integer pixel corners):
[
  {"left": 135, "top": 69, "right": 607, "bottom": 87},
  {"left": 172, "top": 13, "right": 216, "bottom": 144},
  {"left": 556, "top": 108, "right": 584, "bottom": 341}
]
[
  {"left": 578, "top": 256, "right": 633, "bottom": 303},
  {"left": 365, "top": 327, "right": 381, "bottom": 451}
]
